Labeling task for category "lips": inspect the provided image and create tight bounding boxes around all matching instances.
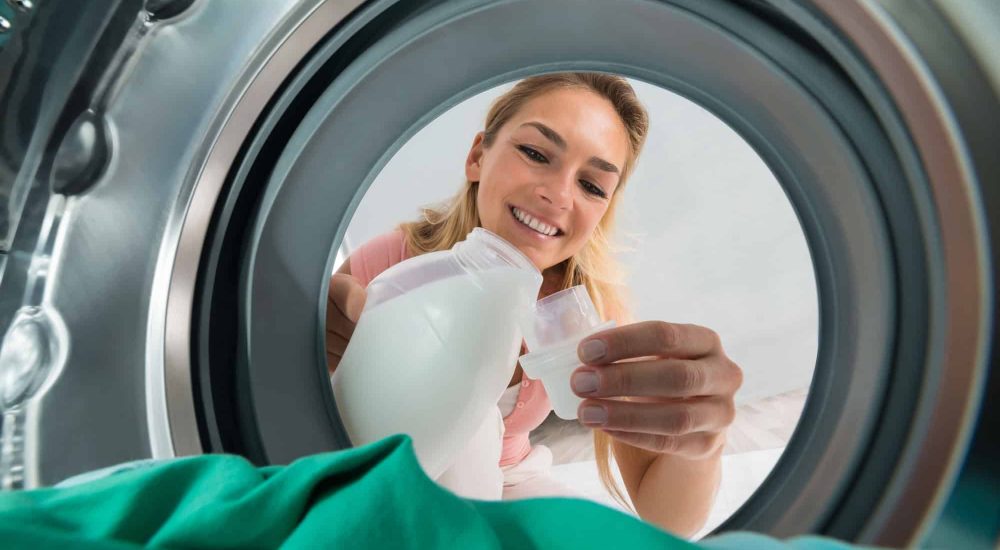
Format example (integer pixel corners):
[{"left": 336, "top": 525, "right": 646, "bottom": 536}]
[{"left": 509, "top": 205, "right": 563, "bottom": 237}]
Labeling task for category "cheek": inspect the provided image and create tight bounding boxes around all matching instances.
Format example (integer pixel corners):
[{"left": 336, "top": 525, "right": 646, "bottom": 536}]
[
  {"left": 475, "top": 186, "right": 493, "bottom": 219},
  {"left": 476, "top": 182, "right": 505, "bottom": 228},
  {"left": 566, "top": 215, "right": 601, "bottom": 248},
  {"left": 489, "top": 154, "right": 534, "bottom": 188},
  {"left": 577, "top": 205, "right": 608, "bottom": 234},
  {"left": 478, "top": 159, "right": 519, "bottom": 206},
  {"left": 563, "top": 208, "right": 607, "bottom": 251}
]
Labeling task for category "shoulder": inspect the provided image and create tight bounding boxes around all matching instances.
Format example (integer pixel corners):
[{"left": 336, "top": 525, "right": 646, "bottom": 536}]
[{"left": 348, "top": 229, "right": 411, "bottom": 286}]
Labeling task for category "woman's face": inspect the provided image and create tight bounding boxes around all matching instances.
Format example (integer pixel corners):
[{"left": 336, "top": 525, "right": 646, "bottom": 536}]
[{"left": 466, "top": 87, "right": 629, "bottom": 272}]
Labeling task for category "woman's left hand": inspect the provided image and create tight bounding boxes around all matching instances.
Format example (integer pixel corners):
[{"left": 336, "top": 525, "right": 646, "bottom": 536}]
[{"left": 571, "top": 321, "right": 743, "bottom": 459}]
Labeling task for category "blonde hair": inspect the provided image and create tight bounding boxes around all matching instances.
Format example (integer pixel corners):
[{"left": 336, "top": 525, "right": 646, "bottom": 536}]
[{"left": 399, "top": 72, "right": 649, "bottom": 507}]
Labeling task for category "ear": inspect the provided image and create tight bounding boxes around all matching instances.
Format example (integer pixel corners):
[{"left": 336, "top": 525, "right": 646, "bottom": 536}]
[{"left": 464, "top": 132, "right": 486, "bottom": 182}]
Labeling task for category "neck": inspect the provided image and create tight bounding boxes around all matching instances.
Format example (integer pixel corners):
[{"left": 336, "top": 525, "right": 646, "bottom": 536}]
[{"left": 539, "top": 263, "right": 567, "bottom": 298}]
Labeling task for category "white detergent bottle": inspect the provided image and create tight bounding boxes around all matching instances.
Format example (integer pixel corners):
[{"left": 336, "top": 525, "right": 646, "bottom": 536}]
[{"left": 331, "top": 228, "right": 542, "bottom": 479}]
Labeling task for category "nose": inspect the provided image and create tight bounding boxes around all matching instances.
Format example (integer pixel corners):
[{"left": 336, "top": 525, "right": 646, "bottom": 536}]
[{"left": 536, "top": 172, "right": 573, "bottom": 210}]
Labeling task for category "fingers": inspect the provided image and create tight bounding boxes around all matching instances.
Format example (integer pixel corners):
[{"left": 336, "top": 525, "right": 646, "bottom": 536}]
[
  {"left": 326, "top": 326, "right": 350, "bottom": 374},
  {"left": 328, "top": 273, "right": 367, "bottom": 324},
  {"left": 326, "top": 329, "right": 349, "bottom": 354},
  {"left": 571, "top": 357, "right": 743, "bottom": 399},
  {"left": 326, "top": 274, "right": 366, "bottom": 341},
  {"left": 326, "top": 299, "right": 353, "bottom": 342},
  {"left": 577, "top": 397, "right": 736, "bottom": 436},
  {"left": 578, "top": 321, "right": 721, "bottom": 364},
  {"left": 326, "top": 274, "right": 367, "bottom": 375},
  {"left": 602, "top": 429, "right": 725, "bottom": 459},
  {"left": 326, "top": 351, "right": 341, "bottom": 375}
]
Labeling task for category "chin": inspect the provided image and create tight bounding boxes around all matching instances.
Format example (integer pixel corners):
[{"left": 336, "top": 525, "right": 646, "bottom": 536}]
[
  {"left": 533, "top": 257, "right": 562, "bottom": 273},
  {"left": 520, "top": 252, "right": 548, "bottom": 272}
]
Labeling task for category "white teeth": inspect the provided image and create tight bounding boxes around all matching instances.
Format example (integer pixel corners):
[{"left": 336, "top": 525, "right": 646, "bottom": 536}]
[{"left": 512, "top": 207, "right": 558, "bottom": 236}]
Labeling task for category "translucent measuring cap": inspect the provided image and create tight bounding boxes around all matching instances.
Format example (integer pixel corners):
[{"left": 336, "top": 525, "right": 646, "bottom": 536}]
[{"left": 524, "top": 285, "right": 603, "bottom": 351}]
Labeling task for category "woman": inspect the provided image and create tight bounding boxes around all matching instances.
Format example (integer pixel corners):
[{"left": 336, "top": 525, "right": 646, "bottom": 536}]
[{"left": 326, "top": 73, "right": 742, "bottom": 537}]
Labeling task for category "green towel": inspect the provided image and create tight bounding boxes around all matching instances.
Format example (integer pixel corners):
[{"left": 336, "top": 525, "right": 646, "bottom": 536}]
[{"left": 0, "top": 434, "right": 864, "bottom": 549}]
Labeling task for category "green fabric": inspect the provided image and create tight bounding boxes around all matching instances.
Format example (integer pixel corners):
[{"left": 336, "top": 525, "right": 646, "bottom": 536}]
[
  {"left": 0, "top": 434, "right": 868, "bottom": 549},
  {"left": 0, "top": 435, "right": 690, "bottom": 549}
]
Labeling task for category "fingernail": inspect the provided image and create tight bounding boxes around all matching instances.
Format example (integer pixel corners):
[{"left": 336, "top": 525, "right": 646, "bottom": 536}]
[
  {"left": 580, "top": 405, "right": 608, "bottom": 426},
  {"left": 571, "top": 371, "right": 600, "bottom": 394},
  {"left": 580, "top": 339, "right": 607, "bottom": 362}
]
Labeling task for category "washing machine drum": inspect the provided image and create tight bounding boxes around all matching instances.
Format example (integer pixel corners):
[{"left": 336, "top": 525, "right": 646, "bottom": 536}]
[{"left": 0, "top": 0, "right": 996, "bottom": 546}]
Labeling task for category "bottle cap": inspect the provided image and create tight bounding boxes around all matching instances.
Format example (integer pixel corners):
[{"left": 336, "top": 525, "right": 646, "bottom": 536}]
[
  {"left": 524, "top": 285, "right": 603, "bottom": 352},
  {"left": 521, "top": 285, "right": 615, "bottom": 419}
]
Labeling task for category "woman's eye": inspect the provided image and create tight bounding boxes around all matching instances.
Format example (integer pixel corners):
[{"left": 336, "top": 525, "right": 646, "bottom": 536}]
[
  {"left": 581, "top": 180, "right": 608, "bottom": 199},
  {"left": 518, "top": 145, "right": 548, "bottom": 163}
]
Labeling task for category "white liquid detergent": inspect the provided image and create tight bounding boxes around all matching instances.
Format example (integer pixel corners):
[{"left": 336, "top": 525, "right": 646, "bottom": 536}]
[{"left": 332, "top": 266, "right": 539, "bottom": 479}]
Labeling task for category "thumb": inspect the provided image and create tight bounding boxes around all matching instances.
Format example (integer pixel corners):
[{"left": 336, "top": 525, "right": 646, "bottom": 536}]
[{"left": 329, "top": 273, "right": 367, "bottom": 323}]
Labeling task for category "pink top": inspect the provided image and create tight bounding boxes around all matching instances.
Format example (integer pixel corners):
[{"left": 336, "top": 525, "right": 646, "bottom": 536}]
[{"left": 349, "top": 229, "right": 551, "bottom": 467}]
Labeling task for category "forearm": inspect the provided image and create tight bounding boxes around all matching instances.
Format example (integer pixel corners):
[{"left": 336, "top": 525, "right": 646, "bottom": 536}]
[{"left": 615, "top": 440, "right": 722, "bottom": 537}]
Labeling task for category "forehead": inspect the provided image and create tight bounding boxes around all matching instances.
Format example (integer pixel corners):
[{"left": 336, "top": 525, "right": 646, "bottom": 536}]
[{"left": 504, "top": 87, "right": 629, "bottom": 157}]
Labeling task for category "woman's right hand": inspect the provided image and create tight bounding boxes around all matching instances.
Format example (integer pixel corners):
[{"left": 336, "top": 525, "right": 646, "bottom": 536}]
[{"left": 326, "top": 273, "right": 367, "bottom": 374}]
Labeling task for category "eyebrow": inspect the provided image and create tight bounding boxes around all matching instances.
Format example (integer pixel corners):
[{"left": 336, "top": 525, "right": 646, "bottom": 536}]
[{"left": 520, "top": 122, "right": 621, "bottom": 175}]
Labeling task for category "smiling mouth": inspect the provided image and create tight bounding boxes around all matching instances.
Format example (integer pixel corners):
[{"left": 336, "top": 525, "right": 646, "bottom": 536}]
[{"left": 509, "top": 206, "right": 563, "bottom": 237}]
